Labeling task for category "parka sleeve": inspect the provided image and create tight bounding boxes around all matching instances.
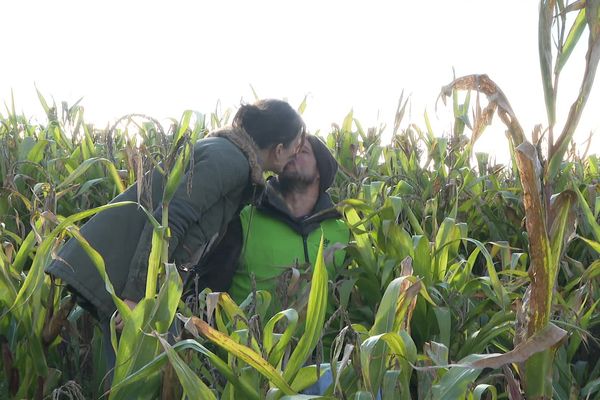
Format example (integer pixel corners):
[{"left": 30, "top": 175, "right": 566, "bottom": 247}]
[
  {"left": 190, "top": 215, "right": 244, "bottom": 293},
  {"left": 120, "top": 142, "right": 250, "bottom": 301}
]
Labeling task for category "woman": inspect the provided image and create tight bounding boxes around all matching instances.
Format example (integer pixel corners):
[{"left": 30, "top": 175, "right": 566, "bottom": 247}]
[{"left": 45, "top": 98, "right": 305, "bottom": 322}]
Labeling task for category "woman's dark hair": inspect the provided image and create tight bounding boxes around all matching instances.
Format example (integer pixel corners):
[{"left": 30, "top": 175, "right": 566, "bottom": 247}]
[{"left": 232, "top": 99, "right": 305, "bottom": 149}]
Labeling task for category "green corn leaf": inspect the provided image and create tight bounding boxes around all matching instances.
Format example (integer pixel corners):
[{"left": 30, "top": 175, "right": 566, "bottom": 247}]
[
  {"left": 239, "top": 289, "right": 272, "bottom": 321},
  {"left": 361, "top": 331, "right": 416, "bottom": 399},
  {"left": 283, "top": 235, "right": 328, "bottom": 383},
  {"left": 457, "top": 311, "right": 515, "bottom": 359},
  {"left": 464, "top": 238, "right": 509, "bottom": 308},
  {"left": 56, "top": 157, "right": 125, "bottom": 193},
  {"left": 264, "top": 308, "right": 299, "bottom": 367},
  {"left": 433, "top": 218, "right": 457, "bottom": 281},
  {"left": 381, "top": 369, "right": 402, "bottom": 400},
  {"left": 424, "top": 341, "right": 449, "bottom": 367},
  {"left": 289, "top": 364, "right": 331, "bottom": 393},
  {"left": 152, "top": 262, "right": 183, "bottom": 333},
  {"left": 344, "top": 206, "right": 376, "bottom": 274},
  {"left": 472, "top": 384, "right": 498, "bottom": 400},
  {"left": 145, "top": 226, "right": 166, "bottom": 299},
  {"left": 156, "top": 333, "right": 217, "bottom": 400},
  {"left": 582, "top": 376, "right": 600, "bottom": 397},
  {"left": 412, "top": 235, "right": 432, "bottom": 285},
  {"left": 557, "top": 8, "right": 588, "bottom": 73},
  {"left": 539, "top": 0, "right": 556, "bottom": 128},
  {"left": 567, "top": 297, "right": 600, "bottom": 360},
  {"left": 298, "top": 95, "right": 308, "bottom": 115},
  {"left": 370, "top": 276, "right": 418, "bottom": 336},
  {"left": 170, "top": 110, "right": 193, "bottom": 154},
  {"left": 0, "top": 251, "right": 18, "bottom": 306},
  {"left": 217, "top": 291, "right": 248, "bottom": 329},
  {"left": 82, "top": 124, "right": 98, "bottom": 161},
  {"left": 431, "top": 354, "right": 487, "bottom": 400},
  {"left": 366, "top": 276, "right": 419, "bottom": 397},
  {"left": 352, "top": 392, "right": 375, "bottom": 400},
  {"left": 548, "top": 191, "right": 577, "bottom": 284},
  {"left": 110, "top": 338, "right": 260, "bottom": 400},
  {"left": 111, "top": 300, "right": 161, "bottom": 398},
  {"left": 74, "top": 177, "right": 108, "bottom": 197},
  {"left": 11, "top": 221, "right": 40, "bottom": 273},
  {"left": 112, "top": 265, "right": 183, "bottom": 395},
  {"left": 578, "top": 235, "right": 600, "bottom": 253},
  {"left": 548, "top": 0, "right": 600, "bottom": 181},
  {"left": 433, "top": 307, "right": 451, "bottom": 349},
  {"left": 163, "top": 115, "right": 202, "bottom": 204},
  {"left": 26, "top": 139, "right": 51, "bottom": 164},
  {"left": 342, "top": 110, "right": 354, "bottom": 132},
  {"left": 16, "top": 136, "right": 38, "bottom": 163},
  {"left": 162, "top": 150, "right": 188, "bottom": 205},
  {"left": 574, "top": 185, "right": 600, "bottom": 241},
  {"left": 185, "top": 315, "right": 295, "bottom": 395},
  {"left": 34, "top": 85, "right": 52, "bottom": 116}
]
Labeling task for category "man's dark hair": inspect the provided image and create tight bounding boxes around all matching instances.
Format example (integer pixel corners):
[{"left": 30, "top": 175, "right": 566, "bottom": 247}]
[{"left": 232, "top": 99, "right": 305, "bottom": 149}]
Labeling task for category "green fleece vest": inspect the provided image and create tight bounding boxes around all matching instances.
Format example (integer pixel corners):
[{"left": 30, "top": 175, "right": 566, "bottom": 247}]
[{"left": 229, "top": 206, "right": 348, "bottom": 306}]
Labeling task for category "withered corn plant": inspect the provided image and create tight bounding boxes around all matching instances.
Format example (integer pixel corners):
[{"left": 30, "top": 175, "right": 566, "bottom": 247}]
[{"left": 438, "top": 1, "right": 600, "bottom": 397}]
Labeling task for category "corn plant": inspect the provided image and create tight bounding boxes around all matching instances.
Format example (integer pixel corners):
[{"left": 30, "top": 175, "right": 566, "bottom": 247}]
[{"left": 436, "top": 1, "right": 600, "bottom": 397}]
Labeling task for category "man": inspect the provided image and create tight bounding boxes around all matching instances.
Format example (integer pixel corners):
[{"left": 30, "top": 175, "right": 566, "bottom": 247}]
[
  {"left": 191, "top": 135, "right": 348, "bottom": 310},
  {"left": 231, "top": 135, "right": 349, "bottom": 308},
  {"left": 183, "top": 135, "right": 348, "bottom": 396}
]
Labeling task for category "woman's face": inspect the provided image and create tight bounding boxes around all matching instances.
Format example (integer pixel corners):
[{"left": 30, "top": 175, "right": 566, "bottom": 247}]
[{"left": 270, "top": 131, "right": 304, "bottom": 173}]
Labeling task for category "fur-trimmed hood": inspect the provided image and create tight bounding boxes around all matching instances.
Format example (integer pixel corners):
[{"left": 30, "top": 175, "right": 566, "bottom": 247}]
[{"left": 209, "top": 126, "right": 264, "bottom": 186}]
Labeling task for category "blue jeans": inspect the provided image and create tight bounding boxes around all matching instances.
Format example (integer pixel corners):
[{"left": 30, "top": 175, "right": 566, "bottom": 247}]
[
  {"left": 302, "top": 368, "right": 333, "bottom": 395},
  {"left": 302, "top": 366, "right": 382, "bottom": 398}
]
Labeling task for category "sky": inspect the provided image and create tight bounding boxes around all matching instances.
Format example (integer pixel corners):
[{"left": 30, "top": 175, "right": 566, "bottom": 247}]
[{"left": 1, "top": 0, "right": 598, "bottom": 162}]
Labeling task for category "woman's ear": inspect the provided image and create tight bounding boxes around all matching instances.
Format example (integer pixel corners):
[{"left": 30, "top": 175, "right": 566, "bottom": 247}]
[{"left": 273, "top": 143, "right": 284, "bottom": 160}]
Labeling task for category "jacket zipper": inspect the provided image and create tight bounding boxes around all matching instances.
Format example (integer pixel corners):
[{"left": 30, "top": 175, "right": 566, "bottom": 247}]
[{"left": 302, "top": 234, "right": 310, "bottom": 263}]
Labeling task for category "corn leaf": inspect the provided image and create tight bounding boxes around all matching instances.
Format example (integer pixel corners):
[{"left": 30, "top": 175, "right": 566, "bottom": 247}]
[
  {"left": 264, "top": 308, "right": 299, "bottom": 367},
  {"left": 55, "top": 157, "right": 125, "bottom": 193},
  {"left": 556, "top": 8, "right": 588, "bottom": 73},
  {"left": 289, "top": 364, "right": 330, "bottom": 393},
  {"left": 574, "top": 184, "right": 600, "bottom": 241},
  {"left": 539, "top": 0, "right": 557, "bottom": 127},
  {"left": 472, "top": 384, "right": 498, "bottom": 400},
  {"left": 185, "top": 315, "right": 295, "bottom": 395},
  {"left": 156, "top": 333, "right": 217, "bottom": 400},
  {"left": 547, "top": 0, "right": 600, "bottom": 181},
  {"left": 361, "top": 331, "right": 417, "bottom": 399},
  {"left": 283, "top": 235, "right": 328, "bottom": 383}
]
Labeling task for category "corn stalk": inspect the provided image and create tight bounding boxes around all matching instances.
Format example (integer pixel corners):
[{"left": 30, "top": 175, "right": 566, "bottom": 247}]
[{"left": 439, "top": 1, "right": 599, "bottom": 390}]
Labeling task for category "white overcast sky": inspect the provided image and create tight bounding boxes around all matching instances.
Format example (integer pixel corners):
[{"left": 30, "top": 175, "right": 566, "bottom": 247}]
[{"left": 1, "top": 0, "right": 598, "bottom": 161}]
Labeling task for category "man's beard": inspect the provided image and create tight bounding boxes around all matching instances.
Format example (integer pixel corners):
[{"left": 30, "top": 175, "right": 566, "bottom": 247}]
[{"left": 278, "top": 170, "right": 318, "bottom": 195}]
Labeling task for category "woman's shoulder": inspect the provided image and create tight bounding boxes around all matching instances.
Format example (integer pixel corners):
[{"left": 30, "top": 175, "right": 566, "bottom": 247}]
[
  {"left": 194, "top": 135, "right": 246, "bottom": 161},
  {"left": 195, "top": 134, "right": 241, "bottom": 151},
  {"left": 192, "top": 136, "right": 251, "bottom": 183}
]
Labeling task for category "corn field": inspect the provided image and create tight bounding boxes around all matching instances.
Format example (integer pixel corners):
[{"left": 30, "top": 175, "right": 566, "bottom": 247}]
[{"left": 1, "top": 2, "right": 600, "bottom": 399}]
